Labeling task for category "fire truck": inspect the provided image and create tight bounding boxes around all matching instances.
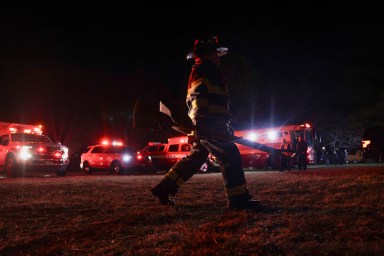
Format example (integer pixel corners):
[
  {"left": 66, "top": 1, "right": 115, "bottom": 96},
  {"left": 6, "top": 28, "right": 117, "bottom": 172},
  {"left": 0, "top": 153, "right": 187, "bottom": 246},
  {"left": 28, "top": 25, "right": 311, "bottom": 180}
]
[
  {"left": 234, "top": 123, "right": 317, "bottom": 170},
  {"left": 0, "top": 122, "right": 69, "bottom": 177}
]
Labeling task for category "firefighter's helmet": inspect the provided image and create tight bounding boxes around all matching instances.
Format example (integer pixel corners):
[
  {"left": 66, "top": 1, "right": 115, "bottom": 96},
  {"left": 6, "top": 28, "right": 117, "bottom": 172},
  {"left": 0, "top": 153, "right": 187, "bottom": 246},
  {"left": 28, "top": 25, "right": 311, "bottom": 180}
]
[{"left": 186, "top": 36, "right": 228, "bottom": 60}]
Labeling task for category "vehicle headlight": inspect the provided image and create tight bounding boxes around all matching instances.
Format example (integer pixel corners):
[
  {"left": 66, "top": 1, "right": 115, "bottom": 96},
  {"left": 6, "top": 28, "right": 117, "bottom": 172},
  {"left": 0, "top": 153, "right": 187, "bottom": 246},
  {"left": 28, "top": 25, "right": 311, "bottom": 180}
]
[
  {"left": 19, "top": 146, "right": 33, "bottom": 160},
  {"left": 122, "top": 154, "right": 132, "bottom": 163}
]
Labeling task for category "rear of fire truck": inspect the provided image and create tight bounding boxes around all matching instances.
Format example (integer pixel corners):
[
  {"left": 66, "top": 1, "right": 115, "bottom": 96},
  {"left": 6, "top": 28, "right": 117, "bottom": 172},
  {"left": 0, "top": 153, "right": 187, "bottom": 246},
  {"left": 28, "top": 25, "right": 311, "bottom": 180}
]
[{"left": 0, "top": 122, "right": 69, "bottom": 177}]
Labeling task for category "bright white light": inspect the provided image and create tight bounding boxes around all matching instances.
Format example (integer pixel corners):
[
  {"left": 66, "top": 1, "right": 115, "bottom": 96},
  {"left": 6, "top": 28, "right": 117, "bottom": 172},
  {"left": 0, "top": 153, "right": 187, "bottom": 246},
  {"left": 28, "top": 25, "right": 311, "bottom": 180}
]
[
  {"left": 62, "top": 147, "right": 69, "bottom": 159},
  {"left": 246, "top": 133, "right": 257, "bottom": 141},
  {"left": 19, "top": 146, "right": 32, "bottom": 160},
  {"left": 112, "top": 141, "right": 123, "bottom": 146},
  {"left": 122, "top": 154, "right": 132, "bottom": 162},
  {"left": 267, "top": 131, "right": 278, "bottom": 140}
]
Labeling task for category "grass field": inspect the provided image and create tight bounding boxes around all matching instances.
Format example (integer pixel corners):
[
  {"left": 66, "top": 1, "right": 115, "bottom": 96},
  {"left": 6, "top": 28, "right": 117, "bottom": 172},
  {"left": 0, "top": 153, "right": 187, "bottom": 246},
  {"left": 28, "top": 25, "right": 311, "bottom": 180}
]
[{"left": 0, "top": 165, "right": 383, "bottom": 255}]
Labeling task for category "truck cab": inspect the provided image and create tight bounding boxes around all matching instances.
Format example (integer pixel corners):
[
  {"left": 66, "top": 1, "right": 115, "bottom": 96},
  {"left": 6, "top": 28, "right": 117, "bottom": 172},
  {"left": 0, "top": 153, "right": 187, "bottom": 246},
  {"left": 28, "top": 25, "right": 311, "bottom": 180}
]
[{"left": 0, "top": 123, "right": 69, "bottom": 177}]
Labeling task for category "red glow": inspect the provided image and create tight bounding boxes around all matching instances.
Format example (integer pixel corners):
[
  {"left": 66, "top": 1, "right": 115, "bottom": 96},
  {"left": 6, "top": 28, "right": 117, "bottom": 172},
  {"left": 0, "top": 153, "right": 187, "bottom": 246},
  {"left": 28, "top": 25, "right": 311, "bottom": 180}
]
[
  {"left": 300, "top": 123, "right": 311, "bottom": 128},
  {"left": 112, "top": 141, "right": 123, "bottom": 146},
  {"left": 101, "top": 139, "right": 123, "bottom": 146}
]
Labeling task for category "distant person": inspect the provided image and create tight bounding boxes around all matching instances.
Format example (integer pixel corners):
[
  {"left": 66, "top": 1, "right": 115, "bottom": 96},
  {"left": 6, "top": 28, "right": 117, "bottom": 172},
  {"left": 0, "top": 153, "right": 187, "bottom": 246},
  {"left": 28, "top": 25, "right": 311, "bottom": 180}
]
[
  {"left": 337, "top": 148, "right": 347, "bottom": 165},
  {"left": 150, "top": 35, "right": 262, "bottom": 210},
  {"left": 330, "top": 146, "right": 338, "bottom": 165},
  {"left": 296, "top": 134, "right": 308, "bottom": 171},
  {"left": 279, "top": 138, "right": 291, "bottom": 171}
]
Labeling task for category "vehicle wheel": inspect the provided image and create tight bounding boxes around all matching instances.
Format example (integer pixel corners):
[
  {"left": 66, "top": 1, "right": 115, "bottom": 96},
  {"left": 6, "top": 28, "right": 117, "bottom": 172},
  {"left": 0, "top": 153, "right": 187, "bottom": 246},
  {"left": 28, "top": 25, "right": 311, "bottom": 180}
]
[
  {"left": 82, "top": 162, "right": 92, "bottom": 175},
  {"left": 199, "top": 161, "right": 211, "bottom": 173},
  {"left": 5, "top": 156, "right": 19, "bottom": 178},
  {"left": 110, "top": 161, "right": 122, "bottom": 175}
]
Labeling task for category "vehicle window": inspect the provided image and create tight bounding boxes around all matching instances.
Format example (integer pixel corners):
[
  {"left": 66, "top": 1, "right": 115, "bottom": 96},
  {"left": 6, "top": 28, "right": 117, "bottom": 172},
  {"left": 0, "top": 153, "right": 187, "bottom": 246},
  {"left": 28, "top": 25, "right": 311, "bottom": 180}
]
[
  {"left": 103, "top": 147, "right": 116, "bottom": 154},
  {"left": 82, "top": 147, "right": 91, "bottom": 153},
  {"left": 147, "top": 146, "right": 159, "bottom": 152},
  {"left": 11, "top": 133, "right": 53, "bottom": 143},
  {"left": 91, "top": 146, "right": 104, "bottom": 153},
  {"left": 143, "top": 146, "right": 155, "bottom": 152},
  {"left": 157, "top": 146, "right": 165, "bottom": 151},
  {"left": 305, "top": 130, "right": 313, "bottom": 145},
  {"left": 181, "top": 144, "right": 191, "bottom": 152},
  {"left": 168, "top": 144, "right": 179, "bottom": 152},
  {"left": 0, "top": 134, "right": 9, "bottom": 144}
]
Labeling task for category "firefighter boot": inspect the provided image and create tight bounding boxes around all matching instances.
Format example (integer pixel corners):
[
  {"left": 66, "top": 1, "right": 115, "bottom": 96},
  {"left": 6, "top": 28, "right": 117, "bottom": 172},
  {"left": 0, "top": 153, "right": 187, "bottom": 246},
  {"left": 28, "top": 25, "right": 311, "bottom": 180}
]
[
  {"left": 227, "top": 193, "right": 263, "bottom": 211},
  {"left": 151, "top": 178, "right": 178, "bottom": 206}
]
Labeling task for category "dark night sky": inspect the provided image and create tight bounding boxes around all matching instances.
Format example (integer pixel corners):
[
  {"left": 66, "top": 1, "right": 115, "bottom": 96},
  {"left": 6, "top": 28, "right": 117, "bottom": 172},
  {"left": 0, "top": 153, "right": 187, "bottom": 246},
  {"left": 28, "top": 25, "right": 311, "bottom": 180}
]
[{"left": 1, "top": 2, "right": 383, "bottom": 148}]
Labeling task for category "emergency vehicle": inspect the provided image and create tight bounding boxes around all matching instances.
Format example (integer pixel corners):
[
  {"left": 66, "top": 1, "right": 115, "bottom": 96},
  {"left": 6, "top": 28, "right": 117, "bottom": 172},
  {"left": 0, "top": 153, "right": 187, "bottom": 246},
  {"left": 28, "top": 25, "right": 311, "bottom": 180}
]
[
  {"left": 235, "top": 123, "right": 317, "bottom": 170},
  {"left": 136, "top": 137, "right": 220, "bottom": 173},
  {"left": 0, "top": 122, "right": 69, "bottom": 177},
  {"left": 80, "top": 139, "right": 151, "bottom": 175}
]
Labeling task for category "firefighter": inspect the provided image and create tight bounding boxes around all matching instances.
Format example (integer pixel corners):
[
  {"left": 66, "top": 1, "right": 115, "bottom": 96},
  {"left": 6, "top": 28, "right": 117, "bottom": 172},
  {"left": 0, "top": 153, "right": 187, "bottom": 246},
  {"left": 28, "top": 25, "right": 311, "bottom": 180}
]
[
  {"left": 151, "top": 35, "right": 262, "bottom": 210},
  {"left": 280, "top": 138, "right": 292, "bottom": 171},
  {"left": 296, "top": 134, "right": 308, "bottom": 171}
]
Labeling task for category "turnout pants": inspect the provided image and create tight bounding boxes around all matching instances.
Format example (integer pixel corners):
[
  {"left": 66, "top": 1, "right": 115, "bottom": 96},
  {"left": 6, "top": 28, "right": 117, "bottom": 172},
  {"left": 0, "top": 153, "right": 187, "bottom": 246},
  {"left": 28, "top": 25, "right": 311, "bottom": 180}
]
[{"left": 157, "top": 138, "right": 251, "bottom": 203}]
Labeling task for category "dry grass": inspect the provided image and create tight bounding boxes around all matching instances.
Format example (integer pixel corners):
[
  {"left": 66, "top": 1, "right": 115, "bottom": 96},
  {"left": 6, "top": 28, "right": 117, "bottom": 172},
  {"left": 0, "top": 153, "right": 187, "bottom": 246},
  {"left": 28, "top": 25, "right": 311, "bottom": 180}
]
[{"left": 0, "top": 165, "right": 383, "bottom": 256}]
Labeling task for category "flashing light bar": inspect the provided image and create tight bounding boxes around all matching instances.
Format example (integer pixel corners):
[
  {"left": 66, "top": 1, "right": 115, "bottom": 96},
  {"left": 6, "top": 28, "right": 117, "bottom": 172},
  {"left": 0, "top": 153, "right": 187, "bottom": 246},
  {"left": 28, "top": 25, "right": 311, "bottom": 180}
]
[
  {"left": 8, "top": 125, "right": 43, "bottom": 134},
  {"left": 101, "top": 139, "right": 123, "bottom": 146},
  {"left": 300, "top": 123, "right": 311, "bottom": 128},
  {"left": 112, "top": 141, "right": 123, "bottom": 146}
]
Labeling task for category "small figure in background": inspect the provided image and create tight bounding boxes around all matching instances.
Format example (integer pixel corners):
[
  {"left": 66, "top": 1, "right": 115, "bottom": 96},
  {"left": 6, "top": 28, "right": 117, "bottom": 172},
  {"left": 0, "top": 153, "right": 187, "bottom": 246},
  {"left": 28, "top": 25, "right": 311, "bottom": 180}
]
[
  {"left": 280, "top": 138, "right": 292, "bottom": 171},
  {"left": 296, "top": 134, "right": 308, "bottom": 171}
]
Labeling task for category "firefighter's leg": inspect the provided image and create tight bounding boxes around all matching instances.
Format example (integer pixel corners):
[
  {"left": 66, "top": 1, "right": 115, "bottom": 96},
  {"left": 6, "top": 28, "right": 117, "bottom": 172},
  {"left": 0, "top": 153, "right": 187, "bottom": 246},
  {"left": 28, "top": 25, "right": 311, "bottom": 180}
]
[
  {"left": 211, "top": 141, "right": 263, "bottom": 210},
  {"left": 151, "top": 142, "right": 209, "bottom": 205}
]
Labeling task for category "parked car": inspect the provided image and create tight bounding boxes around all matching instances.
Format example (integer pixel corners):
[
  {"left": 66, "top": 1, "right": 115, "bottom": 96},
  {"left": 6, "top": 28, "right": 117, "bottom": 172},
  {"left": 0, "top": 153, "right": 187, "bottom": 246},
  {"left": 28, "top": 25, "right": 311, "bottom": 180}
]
[{"left": 80, "top": 142, "right": 151, "bottom": 175}]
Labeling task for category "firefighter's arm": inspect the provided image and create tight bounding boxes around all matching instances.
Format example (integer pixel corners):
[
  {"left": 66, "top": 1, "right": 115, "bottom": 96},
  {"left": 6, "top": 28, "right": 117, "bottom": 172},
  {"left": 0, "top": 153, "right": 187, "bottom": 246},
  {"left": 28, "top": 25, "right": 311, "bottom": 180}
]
[{"left": 187, "top": 77, "right": 210, "bottom": 119}]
